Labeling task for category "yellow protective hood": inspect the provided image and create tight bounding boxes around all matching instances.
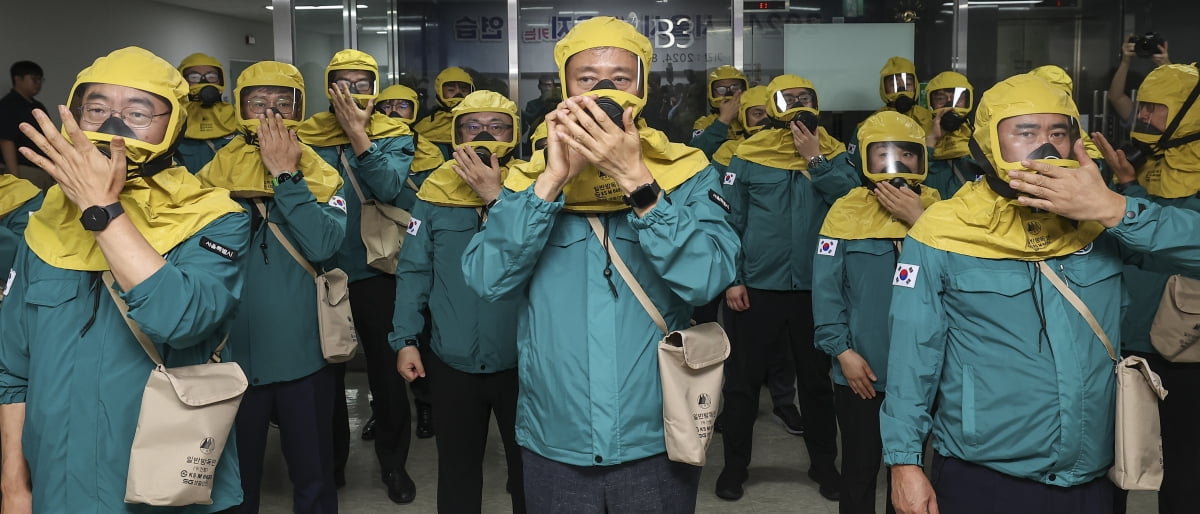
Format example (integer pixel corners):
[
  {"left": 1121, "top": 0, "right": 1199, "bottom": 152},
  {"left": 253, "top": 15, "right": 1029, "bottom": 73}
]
[
  {"left": 766, "top": 74, "right": 818, "bottom": 121},
  {"left": 1135, "top": 64, "right": 1200, "bottom": 198},
  {"left": 554, "top": 16, "right": 652, "bottom": 118},
  {"left": 879, "top": 56, "right": 919, "bottom": 106},
  {"left": 24, "top": 167, "right": 242, "bottom": 271},
  {"left": 65, "top": 47, "right": 188, "bottom": 172},
  {"left": 234, "top": 61, "right": 306, "bottom": 134},
  {"left": 907, "top": 180, "right": 1103, "bottom": 260},
  {"left": 504, "top": 122, "right": 710, "bottom": 212},
  {"left": 974, "top": 74, "right": 1082, "bottom": 182},
  {"left": 1025, "top": 65, "right": 1102, "bottom": 160},
  {"left": 530, "top": 120, "right": 549, "bottom": 149},
  {"left": 739, "top": 85, "right": 770, "bottom": 137},
  {"left": 707, "top": 65, "right": 748, "bottom": 109},
  {"left": 179, "top": 53, "right": 227, "bottom": 95},
  {"left": 413, "top": 134, "right": 447, "bottom": 173},
  {"left": 713, "top": 139, "right": 739, "bottom": 167},
  {"left": 434, "top": 67, "right": 474, "bottom": 110},
  {"left": 927, "top": 71, "right": 974, "bottom": 160},
  {"left": 196, "top": 136, "right": 343, "bottom": 202},
  {"left": 296, "top": 111, "right": 412, "bottom": 148},
  {"left": 413, "top": 110, "right": 455, "bottom": 144},
  {"left": 734, "top": 126, "right": 846, "bottom": 170},
  {"left": 0, "top": 175, "right": 41, "bottom": 218},
  {"left": 857, "top": 111, "right": 928, "bottom": 184},
  {"left": 416, "top": 157, "right": 523, "bottom": 208},
  {"left": 179, "top": 54, "right": 238, "bottom": 139},
  {"left": 325, "top": 49, "right": 379, "bottom": 104},
  {"left": 377, "top": 84, "right": 420, "bottom": 124},
  {"left": 820, "top": 186, "right": 940, "bottom": 240},
  {"left": 451, "top": 90, "right": 520, "bottom": 159}
]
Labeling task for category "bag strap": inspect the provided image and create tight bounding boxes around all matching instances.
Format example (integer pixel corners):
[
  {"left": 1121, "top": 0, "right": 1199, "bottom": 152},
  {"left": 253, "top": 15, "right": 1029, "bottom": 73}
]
[
  {"left": 100, "top": 272, "right": 228, "bottom": 365},
  {"left": 584, "top": 215, "right": 669, "bottom": 336},
  {"left": 1035, "top": 261, "right": 1118, "bottom": 363},
  {"left": 338, "top": 147, "right": 421, "bottom": 203},
  {"left": 252, "top": 199, "right": 318, "bottom": 279},
  {"left": 205, "top": 140, "right": 217, "bottom": 153},
  {"left": 950, "top": 159, "right": 967, "bottom": 184}
]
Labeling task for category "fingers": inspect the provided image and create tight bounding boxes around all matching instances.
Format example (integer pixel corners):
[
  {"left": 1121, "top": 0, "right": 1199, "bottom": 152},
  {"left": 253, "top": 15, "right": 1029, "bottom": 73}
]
[
  {"left": 108, "top": 137, "right": 127, "bottom": 180},
  {"left": 58, "top": 105, "right": 97, "bottom": 154},
  {"left": 562, "top": 97, "right": 604, "bottom": 141},
  {"left": 489, "top": 153, "right": 501, "bottom": 172},
  {"left": 364, "top": 97, "right": 376, "bottom": 113},
  {"left": 622, "top": 107, "right": 636, "bottom": 136},
  {"left": 20, "top": 110, "right": 67, "bottom": 163}
]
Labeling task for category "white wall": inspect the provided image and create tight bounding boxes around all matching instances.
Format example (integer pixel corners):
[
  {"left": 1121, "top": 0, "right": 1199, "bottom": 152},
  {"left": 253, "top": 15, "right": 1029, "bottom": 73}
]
[{"left": 0, "top": 0, "right": 273, "bottom": 115}]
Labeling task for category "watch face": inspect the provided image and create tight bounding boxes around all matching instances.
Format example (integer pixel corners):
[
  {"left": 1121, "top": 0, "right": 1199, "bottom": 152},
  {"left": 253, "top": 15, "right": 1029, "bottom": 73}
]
[{"left": 81, "top": 206, "right": 109, "bottom": 231}]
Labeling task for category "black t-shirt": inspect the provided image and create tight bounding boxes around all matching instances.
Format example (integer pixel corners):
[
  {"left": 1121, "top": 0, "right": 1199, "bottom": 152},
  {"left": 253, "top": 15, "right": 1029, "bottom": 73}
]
[{"left": 0, "top": 89, "right": 47, "bottom": 165}]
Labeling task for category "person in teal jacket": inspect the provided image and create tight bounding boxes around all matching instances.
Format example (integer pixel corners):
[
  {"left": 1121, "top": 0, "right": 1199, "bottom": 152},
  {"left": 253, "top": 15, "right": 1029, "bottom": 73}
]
[
  {"left": 924, "top": 71, "right": 976, "bottom": 197},
  {"left": 688, "top": 65, "right": 748, "bottom": 159},
  {"left": 0, "top": 175, "right": 42, "bottom": 275},
  {"left": 717, "top": 73, "right": 858, "bottom": 503},
  {"left": 813, "top": 112, "right": 941, "bottom": 514},
  {"left": 197, "top": 61, "right": 347, "bottom": 514},
  {"left": 0, "top": 46, "right": 250, "bottom": 513},
  {"left": 297, "top": 50, "right": 440, "bottom": 503},
  {"left": 882, "top": 73, "right": 1200, "bottom": 514},
  {"left": 461, "top": 17, "right": 739, "bottom": 513},
  {"left": 175, "top": 53, "right": 239, "bottom": 173},
  {"left": 391, "top": 90, "right": 526, "bottom": 513}
]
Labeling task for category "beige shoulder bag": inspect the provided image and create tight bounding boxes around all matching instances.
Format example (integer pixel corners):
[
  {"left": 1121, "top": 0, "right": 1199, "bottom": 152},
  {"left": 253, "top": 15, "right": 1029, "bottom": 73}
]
[
  {"left": 340, "top": 148, "right": 418, "bottom": 274},
  {"left": 102, "top": 273, "right": 247, "bottom": 506},
  {"left": 254, "top": 200, "right": 359, "bottom": 363},
  {"left": 1037, "top": 261, "right": 1168, "bottom": 491},
  {"left": 1149, "top": 274, "right": 1200, "bottom": 362},
  {"left": 586, "top": 216, "right": 729, "bottom": 466}
]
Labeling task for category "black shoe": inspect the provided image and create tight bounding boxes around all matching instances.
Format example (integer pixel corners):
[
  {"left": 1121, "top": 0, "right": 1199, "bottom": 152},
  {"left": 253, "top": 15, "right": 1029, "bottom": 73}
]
[
  {"left": 772, "top": 405, "right": 805, "bottom": 436},
  {"left": 415, "top": 401, "right": 434, "bottom": 439},
  {"left": 808, "top": 468, "right": 841, "bottom": 502},
  {"left": 715, "top": 468, "right": 746, "bottom": 501},
  {"left": 384, "top": 470, "right": 416, "bottom": 504},
  {"left": 361, "top": 415, "right": 377, "bottom": 441}
]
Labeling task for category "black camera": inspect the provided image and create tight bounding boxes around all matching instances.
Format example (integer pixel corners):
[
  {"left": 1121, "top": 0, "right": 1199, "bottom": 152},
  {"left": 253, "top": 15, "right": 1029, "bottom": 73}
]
[
  {"left": 1119, "top": 139, "right": 1153, "bottom": 170},
  {"left": 1129, "top": 32, "right": 1166, "bottom": 59}
]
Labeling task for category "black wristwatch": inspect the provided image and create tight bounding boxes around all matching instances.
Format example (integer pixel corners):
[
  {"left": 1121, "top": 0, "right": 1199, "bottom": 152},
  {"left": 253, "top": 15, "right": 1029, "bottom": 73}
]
[
  {"left": 273, "top": 170, "right": 304, "bottom": 187},
  {"left": 80, "top": 201, "right": 125, "bottom": 231},
  {"left": 403, "top": 338, "right": 419, "bottom": 348},
  {"left": 623, "top": 180, "right": 662, "bottom": 209},
  {"left": 807, "top": 154, "right": 827, "bottom": 169}
]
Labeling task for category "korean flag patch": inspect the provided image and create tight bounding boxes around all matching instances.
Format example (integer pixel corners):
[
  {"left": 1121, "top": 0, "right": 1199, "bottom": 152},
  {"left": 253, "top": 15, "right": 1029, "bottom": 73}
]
[
  {"left": 723, "top": 172, "right": 736, "bottom": 186},
  {"left": 847, "top": 143, "right": 857, "bottom": 155},
  {"left": 328, "top": 196, "right": 347, "bottom": 213},
  {"left": 893, "top": 263, "right": 920, "bottom": 288},
  {"left": 407, "top": 218, "right": 422, "bottom": 236},
  {"left": 817, "top": 238, "right": 838, "bottom": 256}
]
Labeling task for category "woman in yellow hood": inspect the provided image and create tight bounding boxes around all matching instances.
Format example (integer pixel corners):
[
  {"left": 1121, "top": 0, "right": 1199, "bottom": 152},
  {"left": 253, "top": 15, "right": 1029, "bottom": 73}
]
[
  {"left": 1, "top": 46, "right": 247, "bottom": 513},
  {"left": 175, "top": 52, "right": 240, "bottom": 173},
  {"left": 198, "top": 59, "right": 349, "bottom": 513},
  {"left": 462, "top": 16, "right": 739, "bottom": 512}
]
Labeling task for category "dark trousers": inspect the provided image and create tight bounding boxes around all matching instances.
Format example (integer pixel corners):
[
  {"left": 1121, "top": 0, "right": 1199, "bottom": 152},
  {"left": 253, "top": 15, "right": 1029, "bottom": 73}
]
[
  {"left": 694, "top": 298, "right": 799, "bottom": 409},
  {"left": 721, "top": 289, "right": 838, "bottom": 478},
  {"left": 834, "top": 385, "right": 894, "bottom": 514},
  {"left": 1113, "top": 351, "right": 1200, "bottom": 514},
  {"left": 342, "top": 274, "right": 411, "bottom": 476},
  {"left": 235, "top": 366, "right": 338, "bottom": 514},
  {"left": 426, "top": 351, "right": 525, "bottom": 513},
  {"left": 931, "top": 454, "right": 1112, "bottom": 514},
  {"left": 522, "top": 449, "right": 701, "bottom": 514}
]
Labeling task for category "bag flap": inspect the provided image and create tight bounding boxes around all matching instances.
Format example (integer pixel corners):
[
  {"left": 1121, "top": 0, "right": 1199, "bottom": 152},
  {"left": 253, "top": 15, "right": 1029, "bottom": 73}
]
[
  {"left": 369, "top": 201, "right": 413, "bottom": 225},
  {"left": 1118, "top": 355, "right": 1169, "bottom": 401},
  {"left": 1168, "top": 275, "right": 1200, "bottom": 315},
  {"left": 161, "top": 362, "right": 248, "bottom": 406},
  {"left": 665, "top": 322, "right": 730, "bottom": 369},
  {"left": 319, "top": 268, "right": 350, "bottom": 305}
]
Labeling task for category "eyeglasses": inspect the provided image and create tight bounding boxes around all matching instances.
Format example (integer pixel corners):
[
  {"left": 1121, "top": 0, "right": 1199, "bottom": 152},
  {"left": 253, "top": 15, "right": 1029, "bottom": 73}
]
[
  {"left": 377, "top": 100, "right": 413, "bottom": 111},
  {"left": 460, "top": 122, "right": 513, "bottom": 135},
  {"left": 76, "top": 103, "right": 169, "bottom": 129},
  {"left": 334, "top": 79, "right": 374, "bottom": 93},
  {"left": 781, "top": 92, "right": 814, "bottom": 107},
  {"left": 713, "top": 84, "right": 744, "bottom": 96},
  {"left": 244, "top": 98, "right": 296, "bottom": 115},
  {"left": 185, "top": 71, "right": 221, "bottom": 84}
]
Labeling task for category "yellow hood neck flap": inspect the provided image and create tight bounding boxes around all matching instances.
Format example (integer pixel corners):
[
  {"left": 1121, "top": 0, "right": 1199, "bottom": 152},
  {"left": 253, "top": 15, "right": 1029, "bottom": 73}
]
[
  {"left": 196, "top": 136, "right": 343, "bottom": 202},
  {"left": 417, "top": 158, "right": 523, "bottom": 207},
  {"left": 297, "top": 111, "right": 412, "bottom": 147},
  {"left": 504, "top": 125, "right": 709, "bottom": 212},
  {"left": 820, "top": 186, "right": 941, "bottom": 240},
  {"left": 734, "top": 126, "right": 846, "bottom": 170},
  {"left": 183, "top": 102, "right": 240, "bottom": 140},
  {"left": 907, "top": 180, "right": 1104, "bottom": 260},
  {"left": 0, "top": 175, "right": 41, "bottom": 218},
  {"left": 414, "top": 110, "right": 454, "bottom": 144},
  {"left": 24, "top": 168, "right": 243, "bottom": 271},
  {"left": 1135, "top": 65, "right": 1200, "bottom": 198}
]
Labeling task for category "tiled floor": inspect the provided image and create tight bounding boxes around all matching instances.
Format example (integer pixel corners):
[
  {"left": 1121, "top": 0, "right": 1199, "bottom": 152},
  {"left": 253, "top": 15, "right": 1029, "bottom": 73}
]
[{"left": 255, "top": 371, "right": 1159, "bottom": 513}]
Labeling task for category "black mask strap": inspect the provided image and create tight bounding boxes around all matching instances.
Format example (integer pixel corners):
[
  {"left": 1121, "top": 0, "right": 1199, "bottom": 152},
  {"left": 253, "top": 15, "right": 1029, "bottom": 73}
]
[
  {"left": 970, "top": 137, "right": 1020, "bottom": 199},
  {"left": 1157, "top": 78, "right": 1200, "bottom": 150}
]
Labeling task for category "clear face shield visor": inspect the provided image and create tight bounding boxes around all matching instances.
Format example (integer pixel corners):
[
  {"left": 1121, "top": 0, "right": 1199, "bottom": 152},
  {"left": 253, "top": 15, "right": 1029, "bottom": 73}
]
[
  {"left": 994, "top": 113, "right": 1082, "bottom": 168},
  {"left": 929, "top": 87, "right": 971, "bottom": 111},
  {"left": 184, "top": 68, "right": 224, "bottom": 87},
  {"left": 865, "top": 141, "right": 927, "bottom": 178},
  {"left": 328, "top": 69, "right": 378, "bottom": 96},
  {"left": 1133, "top": 101, "right": 1169, "bottom": 136},
  {"left": 240, "top": 87, "right": 304, "bottom": 121},
  {"left": 69, "top": 83, "right": 174, "bottom": 146},
  {"left": 883, "top": 73, "right": 917, "bottom": 96},
  {"left": 772, "top": 87, "right": 818, "bottom": 114}
]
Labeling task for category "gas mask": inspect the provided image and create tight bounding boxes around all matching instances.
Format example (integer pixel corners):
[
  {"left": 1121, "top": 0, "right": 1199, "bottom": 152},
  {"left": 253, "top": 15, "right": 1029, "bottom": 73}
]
[
  {"left": 97, "top": 116, "right": 139, "bottom": 139},
  {"left": 587, "top": 79, "right": 637, "bottom": 130},
  {"left": 891, "top": 94, "right": 916, "bottom": 114},
  {"left": 940, "top": 110, "right": 967, "bottom": 133},
  {"left": 194, "top": 85, "right": 222, "bottom": 107},
  {"left": 472, "top": 131, "right": 496, "bottom": 162}
]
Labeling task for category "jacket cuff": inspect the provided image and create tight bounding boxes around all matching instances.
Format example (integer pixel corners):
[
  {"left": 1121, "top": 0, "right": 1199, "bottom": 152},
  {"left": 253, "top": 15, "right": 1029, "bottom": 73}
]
[
  {"left": 883, "top": 451, "right": 924, "bottom": 467},
  {"left": 0, "top": 386, "right": 26, "bottom": 404}
]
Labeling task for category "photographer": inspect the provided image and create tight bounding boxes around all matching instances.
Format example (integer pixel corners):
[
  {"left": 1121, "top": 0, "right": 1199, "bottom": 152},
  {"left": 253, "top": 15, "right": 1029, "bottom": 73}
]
[{"left": 1109, "top": 33, "right": 1171, "bottom": 122}]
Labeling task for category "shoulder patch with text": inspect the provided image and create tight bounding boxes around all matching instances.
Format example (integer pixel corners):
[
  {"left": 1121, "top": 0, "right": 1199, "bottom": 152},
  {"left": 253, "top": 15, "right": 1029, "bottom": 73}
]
[
  {"left": 723, "top": 172, "right": 736, "bottom": 186},
  {"left": 1073, "top": 243, "right": 1094, "bottom": 256},
  {"left": 200, "top": 237, "right": 238, "bottom": 261},
  {"left": 693, "top": 129, "right": 705, "bottom": 138},
  {"left": 847, "top": 143, "right": 857, "bottom": 155},
  {"left": 817, "top": 238, "right": 838, "bottom": 256},
  {"left": 708, "top": 190, "right": 731, "bottom": 213},
  {"left": 2, "top": 269, "right": 15, "bottom": 299},
  {"left": 893, "top": 263, "right": 920, "bottom": 288},
  {"left": 328, "top": 196, "right": 347, "bottom": 213},
  {"left": 407, "top": 218, "right": 422, "bottom": 236}
]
